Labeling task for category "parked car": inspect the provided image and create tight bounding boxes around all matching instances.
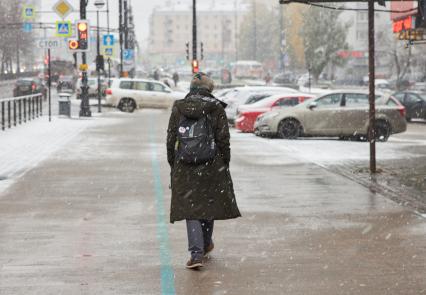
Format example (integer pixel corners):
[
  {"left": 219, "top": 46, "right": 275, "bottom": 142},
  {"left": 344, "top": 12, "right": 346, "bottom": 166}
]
[
  {"left": 235, "top": 93, "right": 314, "bottom": 132},
  {"left": 13, "top": 78, "right": 47, "bottom": 98},
  {"left": 222, "top": 86, "right": 299, "bottom": 123},
  {"left": 105, "top": 78, "right": 185, "bottom": 112},
  {"left": 392, "top": 91, "right": 426, "bottom": 121},
  {"left": 254, "top": 91, "right": 407, "bottom": 142}
]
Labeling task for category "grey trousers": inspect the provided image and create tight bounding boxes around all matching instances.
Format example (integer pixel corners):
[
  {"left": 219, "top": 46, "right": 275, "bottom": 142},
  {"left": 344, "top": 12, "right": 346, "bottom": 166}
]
[{"left": 186, "top": 219, "right": 214, "bottom": 260}]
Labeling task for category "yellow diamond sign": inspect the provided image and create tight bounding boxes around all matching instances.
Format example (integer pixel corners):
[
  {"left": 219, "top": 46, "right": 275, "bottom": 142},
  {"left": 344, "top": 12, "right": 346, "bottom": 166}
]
[{"left": 53, "top": 0, "right": 73, "bottom": 19}]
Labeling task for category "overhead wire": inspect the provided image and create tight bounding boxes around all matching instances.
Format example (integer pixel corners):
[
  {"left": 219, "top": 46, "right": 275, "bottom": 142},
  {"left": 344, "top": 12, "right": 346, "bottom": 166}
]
[{"left": 286, "top": 1, "right": 418, "bottom": 14}]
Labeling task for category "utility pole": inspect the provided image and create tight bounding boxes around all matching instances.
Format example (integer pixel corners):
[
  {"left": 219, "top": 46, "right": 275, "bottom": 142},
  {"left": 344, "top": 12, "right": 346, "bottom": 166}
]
[
  {"left": 124, "top": 0, "right": 129, "bottom": 49},
  {"left": 79, "top": 0, "right": 91, "bottom": 117},
  {"left": 368, "top": 0, "right": 376, "bottom": 173},
  {"left": 253, "top": 0, "right": 257, "bottom": 61},
  {"left": 192, "top": 0, "right": 198, "bottom": 73},
  {"left": 119, "top": 0, "right": 124, "bottom": 77},
  {"left": 123, "top": 0, "right": 129, "bottom": 77},
  {"left": 107, "top": 0, "right": 111, "bottom": 85},
  {"left": 279, "top": 5, "right": 285, "bottom": 73}
]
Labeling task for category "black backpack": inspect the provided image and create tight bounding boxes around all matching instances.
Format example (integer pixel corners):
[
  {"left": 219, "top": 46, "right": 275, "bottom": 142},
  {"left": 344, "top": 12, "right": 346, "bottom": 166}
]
[{"left": 176, "top": 114, "right": 217, "bottom": 164}]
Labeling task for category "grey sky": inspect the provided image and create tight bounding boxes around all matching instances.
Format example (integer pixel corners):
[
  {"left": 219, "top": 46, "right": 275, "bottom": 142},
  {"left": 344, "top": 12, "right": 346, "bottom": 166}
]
[
  {"left": 40, "top": 0, "right": 171, "bottom": 47},
  {"left": 40, "top": 0, "right": 216, "bottom": 49}
]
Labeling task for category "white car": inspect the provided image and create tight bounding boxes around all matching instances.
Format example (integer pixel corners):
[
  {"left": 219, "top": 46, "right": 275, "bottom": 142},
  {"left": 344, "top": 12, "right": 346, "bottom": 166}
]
[
  {"left": 105, "top": 78, "right": 185, "bottom": 112},
  {"left": 221, "top": 86, "right": 299, "bottom": 123}
]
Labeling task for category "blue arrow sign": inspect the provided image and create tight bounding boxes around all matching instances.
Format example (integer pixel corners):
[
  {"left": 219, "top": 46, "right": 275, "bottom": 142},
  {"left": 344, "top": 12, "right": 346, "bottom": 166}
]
[
  {"left": 103, "top": 34, "right": 114, "bottom": 47},
  {"left": 123, "top": 49, "right": 134, "bottom": 60},
  {"left": 25, "top": 8, "right": 34, "bottom": 17}
]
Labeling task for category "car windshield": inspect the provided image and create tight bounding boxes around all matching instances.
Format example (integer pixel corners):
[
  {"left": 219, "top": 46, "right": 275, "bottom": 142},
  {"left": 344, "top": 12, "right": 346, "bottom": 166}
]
[
  {"left": 17, "top": 79, "right": 33, "bottom": 86},
  {"left": 419, "top": 93, "right": 426, "bottom": 101}
]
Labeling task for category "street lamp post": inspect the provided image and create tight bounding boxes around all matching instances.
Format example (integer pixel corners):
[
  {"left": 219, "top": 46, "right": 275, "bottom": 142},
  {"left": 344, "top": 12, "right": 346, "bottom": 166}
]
[
  {"left": 94, "top": 0, "right": 105, "bottom": 113},
  {"left": 106, "top": 0, "right": 111, "bottom": 86},
  {"left": 192, "top": 0, "right": 198, "bottom": 73},
  {"left": 79, "top": 0, "right": 91, "bottom": 118}
]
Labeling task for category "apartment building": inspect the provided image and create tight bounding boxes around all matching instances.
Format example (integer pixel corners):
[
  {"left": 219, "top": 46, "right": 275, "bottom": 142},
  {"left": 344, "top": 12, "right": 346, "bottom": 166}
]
[
  {"left": 147, "top": 0, "right": 246, "bottom": 66},
  {"left": 337, "top": 2, "right": 393, "bottom": 82}
]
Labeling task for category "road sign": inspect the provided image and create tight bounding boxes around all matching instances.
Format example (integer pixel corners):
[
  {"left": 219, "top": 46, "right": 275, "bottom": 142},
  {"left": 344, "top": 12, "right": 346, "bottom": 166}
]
[
  {"left": 36, "top": 38, "right": 63, "bottom": 49},
  {"left": 22, "top": 6, "right": 36, "bottom": 20},
  {"left": 23, "top": 22, "right": 33, "bottom": 33},
  {"left": 53, "top": 0, "right": 74, "bottom": 19},
  {"left": 55, "top": 21, "right": 72, "bottom": 37},
  {"left": 103, "top": 34, "right": 115, "bottom": 47},
  {"left": 123, "top": 49, "right": 134, "bottom": 60},
  {"left": 104, "top": 47, "right": 114, "bottom": 57},
  {"left": 22, "top": 5, "right": 36, "bottom": 20},
  {"left": 398, "top": 29, "right": 424, "bottom": 41}
]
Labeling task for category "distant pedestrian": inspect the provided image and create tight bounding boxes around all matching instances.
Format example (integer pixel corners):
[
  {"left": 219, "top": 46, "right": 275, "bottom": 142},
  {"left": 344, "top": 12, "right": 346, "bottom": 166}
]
[
  {"left": 153, "top": 69, "right": 160, "bottom": 81},
  {"left": 166, "top": 72, "right": 241, "bottom": 270},
  {"left": 264, "top": 71, "right": 272, "bottom": 85},
  {"left": 172, "top": 71, "right": 179, "bottom": 87},
  {"left": 164, "top": 79, "right": 171, "bottom": 88}
]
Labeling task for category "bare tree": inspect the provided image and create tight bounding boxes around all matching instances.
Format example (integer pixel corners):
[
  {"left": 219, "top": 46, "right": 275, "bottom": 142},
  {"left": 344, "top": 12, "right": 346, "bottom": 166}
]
[
  {"left": 301, "top": 5, "right": 349, "bottom": 83},
  {"left": 0, "top": 1, "right": 34, "bottom": 78}
]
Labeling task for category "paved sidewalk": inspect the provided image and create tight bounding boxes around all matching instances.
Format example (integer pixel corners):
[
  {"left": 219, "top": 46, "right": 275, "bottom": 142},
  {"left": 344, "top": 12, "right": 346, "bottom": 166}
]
[{"left": 0, "top": 110, "right": 425, "bottom": 295}]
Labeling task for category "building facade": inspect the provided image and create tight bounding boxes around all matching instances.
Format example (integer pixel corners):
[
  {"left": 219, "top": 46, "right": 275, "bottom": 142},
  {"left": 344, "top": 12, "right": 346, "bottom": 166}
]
[
  {"left": 147, "top": 1, "right": 246, "bottom": 67},
  {"left": 336, "top": 2, "right": 394, "bottom": 83}
]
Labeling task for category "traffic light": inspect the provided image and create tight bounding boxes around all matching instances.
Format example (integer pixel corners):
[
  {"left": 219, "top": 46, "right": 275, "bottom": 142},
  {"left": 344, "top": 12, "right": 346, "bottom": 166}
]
[
  {"left": 67, "top": 20, "right": 90, "bottom": 52},
  {"left": 200, "top": 42, "right": 204, "bottom": 60},
  {"left": 96, "top": 55, "right": 105, "bottom": 71},
  {"left": 192, "top": 59, "right": 199, "bottom": 73},
  {"left": 185, "top": 42, "right": 190, "bottom": 60},
  {"left": 76, "top": 20, "right": 89, "bottom": 50}
]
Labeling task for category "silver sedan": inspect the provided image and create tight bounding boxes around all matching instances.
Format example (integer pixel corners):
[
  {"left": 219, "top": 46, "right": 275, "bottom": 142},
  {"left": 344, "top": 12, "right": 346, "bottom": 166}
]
[{"left": 254, "top": 91, "right": 407, "bottom": 142}]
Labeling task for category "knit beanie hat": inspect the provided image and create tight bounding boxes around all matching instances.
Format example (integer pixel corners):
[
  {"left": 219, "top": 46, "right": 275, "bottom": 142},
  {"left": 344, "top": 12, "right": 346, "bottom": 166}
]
[{"left": 190, "top": 72, "right": 215, "bottom": 93}]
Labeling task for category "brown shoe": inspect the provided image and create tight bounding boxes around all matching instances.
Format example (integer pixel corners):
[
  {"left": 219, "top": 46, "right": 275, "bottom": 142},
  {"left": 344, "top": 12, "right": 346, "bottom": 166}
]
[
  {"left": 204, "top": 243, "right": 214, "bottom": 257},
  {"left": 186, "top": 258, "right": 203, "bottom": 269}
]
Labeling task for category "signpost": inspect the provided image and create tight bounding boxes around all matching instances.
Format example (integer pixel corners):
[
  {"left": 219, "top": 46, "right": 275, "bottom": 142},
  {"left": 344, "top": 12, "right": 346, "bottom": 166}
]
[
  {"left": 23, "top": 23, "right": 33, "bottom": 33},
  {"left": 103, "top": 34, "right": 115, "bottom": 47},
  {"left": 22, "top": 5, "right": 36, "bottom": 20},
  {"left": 104, "top": 47, "right": 114, "bottom": 57},
  {"left": 123, "top": 49, "right": 135, "bottom": 72},
  {"left": 36, "top": 38, "right": 63, "bottom": 49},
  {"left": 53, "top": 0, "right": 74, "bottom": 19},
  {"left": 55, "top": 21, "right": 73, "bottom": 38}
]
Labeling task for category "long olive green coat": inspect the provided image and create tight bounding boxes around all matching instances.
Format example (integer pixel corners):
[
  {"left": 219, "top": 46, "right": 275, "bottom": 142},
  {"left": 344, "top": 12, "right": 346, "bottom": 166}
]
[{"left": 166, "top": 89, "right": 241, "bottom": 223}]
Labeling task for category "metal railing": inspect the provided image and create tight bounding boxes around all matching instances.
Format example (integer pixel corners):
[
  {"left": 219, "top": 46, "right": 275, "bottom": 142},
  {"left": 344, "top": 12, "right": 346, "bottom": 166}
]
[{"left": 1, "top": 94, "right": 43, "bottom": 131}]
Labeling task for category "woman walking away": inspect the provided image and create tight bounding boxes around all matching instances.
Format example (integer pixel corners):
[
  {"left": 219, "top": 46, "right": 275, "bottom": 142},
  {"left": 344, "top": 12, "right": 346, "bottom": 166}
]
[{"left": 166, "top": 72, "right": 241, "bottom": 269}]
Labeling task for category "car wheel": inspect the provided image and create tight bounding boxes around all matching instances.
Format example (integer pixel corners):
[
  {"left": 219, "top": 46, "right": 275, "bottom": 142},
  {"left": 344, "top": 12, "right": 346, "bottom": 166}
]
[
  {"left": 119, "top": 98, "right": 136, "bottom": 113},
  {"left": 374, "top": 120, "right": 391, "bottom": 142},
  {"left": 278, "top": 119, "right": 301, "bottom": 139}
]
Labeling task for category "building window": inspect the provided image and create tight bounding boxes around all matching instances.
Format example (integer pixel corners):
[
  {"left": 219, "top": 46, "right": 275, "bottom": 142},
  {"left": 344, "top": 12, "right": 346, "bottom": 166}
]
[
  {"left": 357, "top": 12, "right": 367, "bottom": 22},
  {"left": 356, "top": 31, "right": 367, "bottom": 40}
]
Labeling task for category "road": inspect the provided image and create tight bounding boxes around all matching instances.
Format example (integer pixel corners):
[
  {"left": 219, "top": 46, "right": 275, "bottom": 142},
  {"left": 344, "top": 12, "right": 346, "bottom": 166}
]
[{"left": 0, "top": 108, "right": 425, "bottom": 294}]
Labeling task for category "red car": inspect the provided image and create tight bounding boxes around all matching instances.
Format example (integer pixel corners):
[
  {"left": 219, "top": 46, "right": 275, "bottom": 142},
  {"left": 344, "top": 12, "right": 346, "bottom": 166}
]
[{"left": 235, "top": 93, "right": 315, "bottom": 132}]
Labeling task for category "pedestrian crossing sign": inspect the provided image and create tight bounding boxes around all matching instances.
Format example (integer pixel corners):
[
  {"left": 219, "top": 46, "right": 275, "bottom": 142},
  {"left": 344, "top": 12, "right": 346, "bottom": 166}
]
[
  {"left": 22, "top": 5, "right": 36, "bottom": 20},
  {"left": 55, "top": 21, "right": 72, "bottom": 37}
]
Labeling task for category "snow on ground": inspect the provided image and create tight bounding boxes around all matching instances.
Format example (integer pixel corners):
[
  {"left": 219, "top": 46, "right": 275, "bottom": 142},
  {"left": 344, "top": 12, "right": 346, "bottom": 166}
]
[
  {"left": 0, "top": 115, "right": 115, "bottom": 194},
  {"left": 231, "top": 129, "right": 425, "bottom": 168}
]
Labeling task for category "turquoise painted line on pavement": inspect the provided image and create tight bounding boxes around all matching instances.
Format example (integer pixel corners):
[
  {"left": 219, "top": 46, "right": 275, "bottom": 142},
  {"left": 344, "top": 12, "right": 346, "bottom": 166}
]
[{"left": 150, "top": 122, "right": 176, "bottom": 295}]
